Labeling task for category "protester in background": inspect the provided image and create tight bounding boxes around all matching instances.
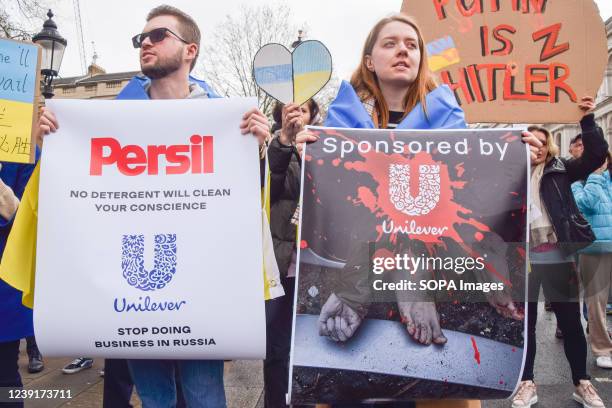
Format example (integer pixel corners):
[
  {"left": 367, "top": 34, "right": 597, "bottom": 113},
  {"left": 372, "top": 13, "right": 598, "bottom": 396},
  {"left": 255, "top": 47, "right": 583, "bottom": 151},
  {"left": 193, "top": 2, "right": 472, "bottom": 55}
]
[
  {"left": 36, "top": 5, "right": 270, "bottom": 408},
  {"left": 572, "top": 152, "right": 612, "bottom": 369},
  {"left": 512, "top": 100, "right": 608, "bottom": 408},
  {"left": 0, "top": 159, "right": 38, "bottom": 408},
  {"left": 569, "top": 134, "right": 584, "bottom": 159},
  {"left": 263, "top": 99, "right": 321, "bottom": 408}
]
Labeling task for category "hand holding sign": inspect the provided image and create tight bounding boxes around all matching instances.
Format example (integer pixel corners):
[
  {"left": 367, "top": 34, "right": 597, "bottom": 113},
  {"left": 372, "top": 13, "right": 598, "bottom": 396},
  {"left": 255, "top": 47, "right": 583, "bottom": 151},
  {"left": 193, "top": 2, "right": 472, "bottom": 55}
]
[{"left": 253, "top": 40, "right": 332, "bottom": 106}]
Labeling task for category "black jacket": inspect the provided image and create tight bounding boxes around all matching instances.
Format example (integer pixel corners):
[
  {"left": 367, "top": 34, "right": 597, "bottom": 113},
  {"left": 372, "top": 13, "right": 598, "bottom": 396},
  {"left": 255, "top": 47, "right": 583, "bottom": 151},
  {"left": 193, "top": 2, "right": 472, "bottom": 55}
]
[
  {"left": 266, "top": 136, "right": 301, "bottom": 277},
  {"left": 539, "top": 114, "right": 609, "bottom": 253}
]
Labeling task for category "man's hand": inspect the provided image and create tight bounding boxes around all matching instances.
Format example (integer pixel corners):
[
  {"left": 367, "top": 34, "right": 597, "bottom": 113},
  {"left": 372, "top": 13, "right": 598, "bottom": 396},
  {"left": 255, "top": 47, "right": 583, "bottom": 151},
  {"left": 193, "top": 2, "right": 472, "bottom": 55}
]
[
  {"left": 240, "top": 108, "right": 270, "bottom": 146},
  {"left": 0, "top": 173, "right": 19, "bottom": 221},
  {"left": 397, "top": 301, "right": 447, "bottom": 345},
  {"left": 36, "top": 107, "right": 59, "bottom": 144},
  {"left": 318, "top": 293, "right": 362, "bottom": 342},
  {"left": 295, "top": 129, "right": 319, "bottom": 158},
  {"left": 279, "top": 103, "right": 304, "bottom": 145},
  {"left": 578, "top": 95, "right": 595, "bottom": 117},
  {"left": 521, "top": 130, "right": 543, "bottom": 162}
]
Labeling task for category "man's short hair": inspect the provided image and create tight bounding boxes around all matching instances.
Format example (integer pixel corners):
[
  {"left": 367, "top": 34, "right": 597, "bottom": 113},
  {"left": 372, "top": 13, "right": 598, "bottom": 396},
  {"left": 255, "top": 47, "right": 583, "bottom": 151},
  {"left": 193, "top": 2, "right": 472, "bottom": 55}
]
[
  {"left": 147, "top": 5, "right": 200, "bottom": 71},
  {"left": 570, "top": 134, "right": 582, "bottom": 145}
]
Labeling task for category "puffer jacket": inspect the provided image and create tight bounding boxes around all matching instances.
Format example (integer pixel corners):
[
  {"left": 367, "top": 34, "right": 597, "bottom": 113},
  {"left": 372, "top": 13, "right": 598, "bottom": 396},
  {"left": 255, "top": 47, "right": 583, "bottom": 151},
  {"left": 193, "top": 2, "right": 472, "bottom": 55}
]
[
  {"left": 572, "top": 170, "right": 612, "bottom": 253},
  {"left": 267, "top": 135, "right": 301, "bottom": 277}
]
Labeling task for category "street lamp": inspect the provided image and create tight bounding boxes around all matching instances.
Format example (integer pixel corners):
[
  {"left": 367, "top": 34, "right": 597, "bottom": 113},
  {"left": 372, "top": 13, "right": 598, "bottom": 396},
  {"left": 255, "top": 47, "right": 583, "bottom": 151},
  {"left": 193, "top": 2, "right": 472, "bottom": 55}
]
[
  {"left": 32, "top": 10, "right": 67, "bottom": 99},
  {"left": 291, "top": 30, "right": 304, "bottom": 49}
]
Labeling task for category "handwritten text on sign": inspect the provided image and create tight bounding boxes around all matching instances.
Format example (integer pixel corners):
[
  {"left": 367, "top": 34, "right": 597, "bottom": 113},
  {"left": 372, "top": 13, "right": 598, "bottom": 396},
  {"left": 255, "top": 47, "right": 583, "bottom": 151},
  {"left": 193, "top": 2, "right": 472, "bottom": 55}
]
[
  {"left": 404, "top": 0, "right": 608, "bottom": 123},
  {"left": 0, "top": 39, "right": 39, "bottom": 163}
]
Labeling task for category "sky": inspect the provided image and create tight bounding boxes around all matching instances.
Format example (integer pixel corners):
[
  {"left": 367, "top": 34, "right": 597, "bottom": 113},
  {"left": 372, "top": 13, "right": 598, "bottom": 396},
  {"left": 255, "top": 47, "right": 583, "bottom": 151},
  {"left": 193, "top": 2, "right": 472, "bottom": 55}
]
[{"left": 29, "top": 0, "right": 612, "bottom": 81}]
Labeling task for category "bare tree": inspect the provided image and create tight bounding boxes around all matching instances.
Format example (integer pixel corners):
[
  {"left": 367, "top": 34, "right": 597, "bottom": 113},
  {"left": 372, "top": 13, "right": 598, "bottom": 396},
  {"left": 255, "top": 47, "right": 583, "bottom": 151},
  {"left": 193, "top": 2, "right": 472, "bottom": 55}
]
[
  {"left": 0, "top": 0, "right": 50, "bottom": 40},
  {"left": 197, "top": 3, "right": 300, "bottom": 116}
]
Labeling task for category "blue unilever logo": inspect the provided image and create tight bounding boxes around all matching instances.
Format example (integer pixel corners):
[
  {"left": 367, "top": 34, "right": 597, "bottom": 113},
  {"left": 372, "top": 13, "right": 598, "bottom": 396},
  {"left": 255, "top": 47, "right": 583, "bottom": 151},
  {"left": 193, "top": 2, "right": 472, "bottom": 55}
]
[{"left": 121, "top": 234, "right": 177, "bottom": 291}]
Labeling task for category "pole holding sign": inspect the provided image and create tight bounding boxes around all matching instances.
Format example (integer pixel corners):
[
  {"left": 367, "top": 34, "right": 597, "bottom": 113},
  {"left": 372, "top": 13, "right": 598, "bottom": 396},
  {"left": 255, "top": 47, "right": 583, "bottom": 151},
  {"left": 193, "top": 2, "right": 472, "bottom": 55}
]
[
  {"left": 0, "top": 38, "right": 40, "bottom": 163},
  {"left": 402, "top": 0, "right": 608, "bottom": 123}
]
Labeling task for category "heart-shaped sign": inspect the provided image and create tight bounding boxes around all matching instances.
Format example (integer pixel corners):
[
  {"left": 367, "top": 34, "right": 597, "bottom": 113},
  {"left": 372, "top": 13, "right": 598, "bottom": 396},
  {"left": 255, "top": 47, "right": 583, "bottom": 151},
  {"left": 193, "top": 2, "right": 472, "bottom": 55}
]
[{"left": 253, "top": 40, "right": 332, "bottom": 105}]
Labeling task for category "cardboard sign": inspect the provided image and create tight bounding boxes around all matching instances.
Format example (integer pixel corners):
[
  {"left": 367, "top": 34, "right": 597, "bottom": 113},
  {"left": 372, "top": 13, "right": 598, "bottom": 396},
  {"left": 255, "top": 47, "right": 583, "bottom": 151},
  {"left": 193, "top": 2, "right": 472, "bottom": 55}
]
[
  {"left": 253, "top": 40, "right": 332, "bottom": 105},
  {"left": 289, "top": 127, "right": 529, "bottom": 404},
  {"left": 34, "top": 98, "right": 266, "bottom": 359},
  {"left": 402, "top": 0, "right": 607, "bottom": 123},
  {"left": 0, "top": 38, "right": 40, "bottom": 163}
]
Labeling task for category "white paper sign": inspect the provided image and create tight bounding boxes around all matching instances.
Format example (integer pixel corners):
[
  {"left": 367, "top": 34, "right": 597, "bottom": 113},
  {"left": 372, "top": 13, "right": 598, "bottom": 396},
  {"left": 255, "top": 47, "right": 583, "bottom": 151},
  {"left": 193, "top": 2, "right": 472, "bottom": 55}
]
[{"left": 34, "top": 98, "right": 265, "bottom": 359}]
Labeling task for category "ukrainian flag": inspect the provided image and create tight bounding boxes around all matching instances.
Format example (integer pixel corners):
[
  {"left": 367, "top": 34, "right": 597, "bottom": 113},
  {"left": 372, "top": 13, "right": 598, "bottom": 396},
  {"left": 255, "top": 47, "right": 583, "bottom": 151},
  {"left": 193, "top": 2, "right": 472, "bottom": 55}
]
[
  {"left": 0, "top": 162, "right": 39, "bottom": 308},
  {"left": 426, "top": 36, "right": 461, "bottom": 73}
]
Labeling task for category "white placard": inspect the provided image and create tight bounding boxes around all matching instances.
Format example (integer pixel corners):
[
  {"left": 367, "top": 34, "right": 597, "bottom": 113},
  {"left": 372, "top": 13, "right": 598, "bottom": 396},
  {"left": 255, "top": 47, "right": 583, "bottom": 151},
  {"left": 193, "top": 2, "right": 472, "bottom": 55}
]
[{"left": 34, "top": 98, "right": 265, "bottom": 359}]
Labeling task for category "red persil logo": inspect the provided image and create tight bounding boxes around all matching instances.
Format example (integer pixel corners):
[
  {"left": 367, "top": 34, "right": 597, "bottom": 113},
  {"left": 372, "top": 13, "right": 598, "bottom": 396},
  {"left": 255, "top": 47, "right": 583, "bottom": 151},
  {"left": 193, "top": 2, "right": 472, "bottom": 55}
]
[{"left": 90, "top": 135, "right": 213, "bottom": 176}]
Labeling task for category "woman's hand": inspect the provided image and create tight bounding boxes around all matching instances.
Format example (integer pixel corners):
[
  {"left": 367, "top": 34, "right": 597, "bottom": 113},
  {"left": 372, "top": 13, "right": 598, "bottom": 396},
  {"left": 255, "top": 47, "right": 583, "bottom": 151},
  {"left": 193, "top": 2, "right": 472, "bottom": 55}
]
[
  {"left": 279, "top": 103, "right": 304, "bottom": 145},
  {"left": 240, "top": 108, "right": 270, "bottom": 146},
  {"left": 295, "top": 129, "right": 319, "bottom": 157},
  {"left": 578, "top": 95, "right": 595, "bottom": 117},
  {"left": 521, "top": 131, "right": 543, "bottom": 162},
  {"left": 36, "top": 107, "right": 59, "bottom": 145}
]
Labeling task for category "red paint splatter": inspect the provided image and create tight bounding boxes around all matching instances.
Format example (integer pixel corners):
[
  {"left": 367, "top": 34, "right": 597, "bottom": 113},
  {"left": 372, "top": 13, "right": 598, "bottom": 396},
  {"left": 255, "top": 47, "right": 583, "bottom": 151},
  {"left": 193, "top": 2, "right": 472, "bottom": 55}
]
[
  {"left": 502, "top": 132, "right": 519, "bottom": 143},
  {"left": 511, "top": 348, "right": 516, "bottom": 353},
  {"left": 317, "top": 159, "right": 324, "bottom": 166},
  {"left": 300, "top": 240, "right": 308, "bottom": 249},
  {"left": 347, "top": 149, "right": 489, "bottom": 245},
  {"left": 373, "top": 248, "right": 394, "bottom": 260},
  {"left": 510, "top": 191, "right": 519, "bottom": 196},
  {"left": 332, "top": 158, "right": 341, "bottom": 167},
  {"left": 471, "top": 336, "right": 481, "bottom": 365},
  {"left": 304, "top": 155, "right": 312, "bottom": 162},
  {"left": 455, "top": 162, "right": 465, "bottom": 177},
  {"left": 474, "top": 232, "right": 484, "bottom": 241}
]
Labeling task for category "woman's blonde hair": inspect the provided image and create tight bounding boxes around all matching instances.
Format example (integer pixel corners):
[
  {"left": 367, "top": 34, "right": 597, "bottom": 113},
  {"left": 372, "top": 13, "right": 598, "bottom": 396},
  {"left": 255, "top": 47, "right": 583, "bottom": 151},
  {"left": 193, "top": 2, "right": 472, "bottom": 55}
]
[
  {"left": 527, "top": 125, "right": 559, "bottom": 161},
  {"left": 350, "top": 14, "right": 437, "bottom": 128}
]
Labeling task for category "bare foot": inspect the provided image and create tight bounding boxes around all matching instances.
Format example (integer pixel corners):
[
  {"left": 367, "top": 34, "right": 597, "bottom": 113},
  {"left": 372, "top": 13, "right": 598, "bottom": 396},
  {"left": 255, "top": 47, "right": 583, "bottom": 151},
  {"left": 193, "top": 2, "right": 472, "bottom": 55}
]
[{"left": 397, "top": 301, "right": 447, "bottom": 345}]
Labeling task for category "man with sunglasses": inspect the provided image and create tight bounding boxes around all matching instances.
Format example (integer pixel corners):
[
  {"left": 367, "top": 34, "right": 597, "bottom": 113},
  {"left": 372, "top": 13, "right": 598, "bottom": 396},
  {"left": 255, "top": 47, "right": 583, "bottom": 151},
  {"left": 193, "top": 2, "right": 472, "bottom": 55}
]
[{"left": 36, "top": 5, "right": 270, "bottom": 408}]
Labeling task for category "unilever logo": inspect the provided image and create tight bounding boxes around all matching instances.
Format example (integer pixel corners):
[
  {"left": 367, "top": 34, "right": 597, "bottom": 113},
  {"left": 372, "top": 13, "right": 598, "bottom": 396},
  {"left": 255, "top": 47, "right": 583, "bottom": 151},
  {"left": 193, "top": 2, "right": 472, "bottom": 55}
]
[
  {"left": 121, "top": 234, "right": 177, "bottom": 291},
  {"left": 389, "top": 164, "right": 441, "bottom": 216}
]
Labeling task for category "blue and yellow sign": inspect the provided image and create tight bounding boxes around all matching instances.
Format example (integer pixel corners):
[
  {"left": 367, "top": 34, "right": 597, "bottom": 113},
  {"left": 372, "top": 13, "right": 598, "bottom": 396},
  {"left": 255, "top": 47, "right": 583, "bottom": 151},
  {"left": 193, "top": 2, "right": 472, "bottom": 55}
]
[{"left": 0, "top": 38, "right": 40, "bottom": 164}]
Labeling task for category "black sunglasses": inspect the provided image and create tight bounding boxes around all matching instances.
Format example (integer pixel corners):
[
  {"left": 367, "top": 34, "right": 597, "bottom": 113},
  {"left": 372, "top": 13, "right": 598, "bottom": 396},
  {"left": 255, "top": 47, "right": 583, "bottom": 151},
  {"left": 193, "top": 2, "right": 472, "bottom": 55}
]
[{"left": 132, "top": 27, "right": 188, "bottom": 48}]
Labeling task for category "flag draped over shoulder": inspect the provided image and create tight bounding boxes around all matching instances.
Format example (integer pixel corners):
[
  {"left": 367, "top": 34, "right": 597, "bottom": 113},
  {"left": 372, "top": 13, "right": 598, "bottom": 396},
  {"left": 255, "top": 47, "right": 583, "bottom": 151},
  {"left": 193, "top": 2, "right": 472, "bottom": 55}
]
[
  {"left": 325, "top": 80, "right": 466, "bottom": 130},
  {"left": 0, "top": 162, "right": 40, "bottom": 308}
]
